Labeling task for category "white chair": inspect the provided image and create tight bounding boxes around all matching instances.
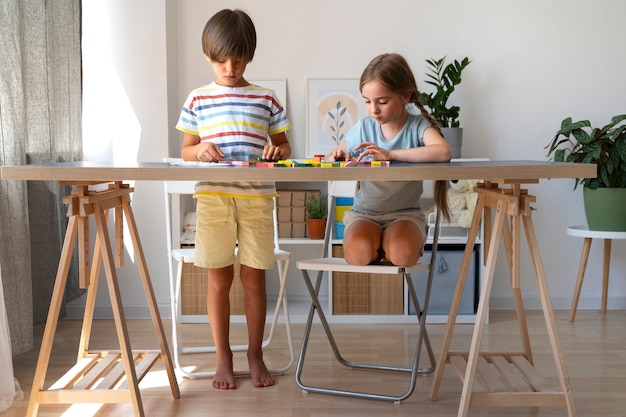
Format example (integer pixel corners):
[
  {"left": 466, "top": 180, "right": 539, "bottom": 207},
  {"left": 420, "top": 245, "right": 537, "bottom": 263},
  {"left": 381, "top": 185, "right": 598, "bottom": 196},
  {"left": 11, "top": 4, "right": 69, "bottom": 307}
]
[
  {"left": 295, "top": 181, "right": 441, "bottom": 402},
  {"left": 163, "top": 160, "right": 294, "bottom": 379}
]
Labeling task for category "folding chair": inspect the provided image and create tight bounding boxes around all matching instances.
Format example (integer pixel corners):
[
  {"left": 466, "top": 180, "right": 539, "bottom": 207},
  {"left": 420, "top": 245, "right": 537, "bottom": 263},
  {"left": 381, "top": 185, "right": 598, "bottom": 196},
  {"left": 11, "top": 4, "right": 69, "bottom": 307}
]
[
  {"left": 163, "top": 162, "right": 294, "bottom": 380},
  {"left": 295, "top": 181, "right": 441, "bottom": 402}
]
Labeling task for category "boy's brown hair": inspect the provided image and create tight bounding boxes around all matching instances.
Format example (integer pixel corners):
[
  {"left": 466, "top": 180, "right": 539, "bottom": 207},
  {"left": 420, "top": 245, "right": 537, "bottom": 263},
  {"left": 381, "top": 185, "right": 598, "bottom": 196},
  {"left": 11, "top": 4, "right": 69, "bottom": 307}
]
[{"left": 202, "top": 9, "right": 256, "bottom": 62}]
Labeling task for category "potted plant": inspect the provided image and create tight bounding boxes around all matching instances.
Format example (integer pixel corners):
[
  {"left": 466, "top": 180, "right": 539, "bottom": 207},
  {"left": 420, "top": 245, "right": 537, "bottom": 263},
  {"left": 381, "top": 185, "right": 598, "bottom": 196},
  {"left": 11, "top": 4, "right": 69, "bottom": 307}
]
[
  {"left": 545, "top": 114, "right": 626, "bottom": 231},
  {"left": 420, "top": 56, "right": 472, "bottom": 158},
  {"left": 305, "top": 193, "right": 328, "bottom": 239}
]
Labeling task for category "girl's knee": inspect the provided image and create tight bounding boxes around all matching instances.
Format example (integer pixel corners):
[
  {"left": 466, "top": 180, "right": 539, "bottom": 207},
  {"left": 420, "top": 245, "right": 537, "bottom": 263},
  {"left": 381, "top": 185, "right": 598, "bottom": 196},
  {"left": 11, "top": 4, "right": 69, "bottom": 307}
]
[
  {"left": 386, "top": 242, "right": 421, "bottom": 266},
  {"left": 344, "top": 243, "right": 378, "bottom": 265},
  {"left": 387, "top": 251, "right": 420, "bottom": 266}
]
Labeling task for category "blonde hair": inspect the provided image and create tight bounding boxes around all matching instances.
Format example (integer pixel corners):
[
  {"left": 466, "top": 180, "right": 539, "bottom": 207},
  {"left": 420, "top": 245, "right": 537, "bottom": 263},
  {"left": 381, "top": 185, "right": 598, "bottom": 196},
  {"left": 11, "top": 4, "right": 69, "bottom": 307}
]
[{"left": 360, "top": 53, "right": 450, "bottom": 222}]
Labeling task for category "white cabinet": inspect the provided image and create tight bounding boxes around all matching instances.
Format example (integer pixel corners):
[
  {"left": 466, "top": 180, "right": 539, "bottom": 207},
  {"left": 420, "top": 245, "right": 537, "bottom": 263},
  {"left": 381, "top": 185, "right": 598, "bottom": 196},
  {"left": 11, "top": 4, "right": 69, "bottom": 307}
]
[{"left": 165, "top": 179, "right": 483, "bottom": 325}]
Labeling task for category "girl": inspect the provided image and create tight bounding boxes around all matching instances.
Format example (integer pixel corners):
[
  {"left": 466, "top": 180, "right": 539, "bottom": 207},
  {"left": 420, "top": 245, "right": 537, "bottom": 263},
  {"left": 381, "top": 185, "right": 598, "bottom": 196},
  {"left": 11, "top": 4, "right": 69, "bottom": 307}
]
[{"left": 328, "top": 53, "right": 451, "bottom": 266}]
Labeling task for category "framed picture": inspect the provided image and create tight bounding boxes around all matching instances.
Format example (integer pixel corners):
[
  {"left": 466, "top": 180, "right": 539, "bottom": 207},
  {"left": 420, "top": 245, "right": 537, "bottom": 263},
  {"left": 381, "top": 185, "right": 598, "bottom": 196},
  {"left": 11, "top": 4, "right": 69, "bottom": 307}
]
[
  {"left": 306, "top": 78, "right": 367, "bottom": 157},
  {"left": 249, "top": 79, "right": 287, "bottom": 108}
]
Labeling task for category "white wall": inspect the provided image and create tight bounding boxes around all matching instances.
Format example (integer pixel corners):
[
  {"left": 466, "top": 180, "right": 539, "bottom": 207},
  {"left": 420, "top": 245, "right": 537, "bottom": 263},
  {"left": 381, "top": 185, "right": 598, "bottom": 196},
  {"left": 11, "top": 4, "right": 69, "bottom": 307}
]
[
  {"left": 74, "top": 0, "right": 626, "bottom": 319},
  {"left": 76, "top": 0, "right": 174, "bottom": 318}
]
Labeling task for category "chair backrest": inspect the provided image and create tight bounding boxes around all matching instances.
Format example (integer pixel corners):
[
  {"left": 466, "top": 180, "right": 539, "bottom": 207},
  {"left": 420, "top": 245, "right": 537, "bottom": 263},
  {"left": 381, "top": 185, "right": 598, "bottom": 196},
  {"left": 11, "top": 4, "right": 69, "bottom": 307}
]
[
  {"left": 328, "top": 181, "right": 358, "bottom": 199},
  {"left": 318, "top": 181, "right": 357, "bottom": 257}
]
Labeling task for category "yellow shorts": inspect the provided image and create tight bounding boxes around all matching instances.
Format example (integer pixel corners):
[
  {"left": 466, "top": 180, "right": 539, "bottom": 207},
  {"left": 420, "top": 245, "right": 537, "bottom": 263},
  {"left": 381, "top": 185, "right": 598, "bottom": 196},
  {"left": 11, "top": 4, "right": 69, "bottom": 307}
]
[{"left": 193, "top": 195, "right": 275, "bottom": 270}]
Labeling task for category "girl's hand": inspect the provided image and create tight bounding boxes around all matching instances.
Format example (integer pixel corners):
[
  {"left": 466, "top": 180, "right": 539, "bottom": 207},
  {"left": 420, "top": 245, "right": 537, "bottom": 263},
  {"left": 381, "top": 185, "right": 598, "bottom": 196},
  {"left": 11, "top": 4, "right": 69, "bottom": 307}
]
[
  {"left": 196, "top": 142, "right": 225, "bottom": 162},
  {"left": 328, "top": 148, "right": 352, "bottom": 162},
  {"left": 354, "top": 142, "right": 391, "bottom": 162},
  {"left": 262, "top": 144, "right": 284, "bottom": 161}
]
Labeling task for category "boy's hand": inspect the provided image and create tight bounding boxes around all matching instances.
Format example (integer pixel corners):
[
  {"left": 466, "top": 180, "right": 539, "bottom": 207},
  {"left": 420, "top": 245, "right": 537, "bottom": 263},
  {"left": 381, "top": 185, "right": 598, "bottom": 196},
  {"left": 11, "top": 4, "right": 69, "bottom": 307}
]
[
  {"left": 262, "top": 144, "right": 284, "bottom": 161},
  {"left": 196, "top": 142, "right": 225, "bottom": 162}
]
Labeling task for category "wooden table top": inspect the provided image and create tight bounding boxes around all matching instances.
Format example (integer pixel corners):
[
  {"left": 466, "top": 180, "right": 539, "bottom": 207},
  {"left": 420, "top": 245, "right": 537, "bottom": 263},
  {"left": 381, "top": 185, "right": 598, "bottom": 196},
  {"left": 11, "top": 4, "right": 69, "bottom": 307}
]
[{"left": 1, "top": 160, "right": 596, "bottom": 183}]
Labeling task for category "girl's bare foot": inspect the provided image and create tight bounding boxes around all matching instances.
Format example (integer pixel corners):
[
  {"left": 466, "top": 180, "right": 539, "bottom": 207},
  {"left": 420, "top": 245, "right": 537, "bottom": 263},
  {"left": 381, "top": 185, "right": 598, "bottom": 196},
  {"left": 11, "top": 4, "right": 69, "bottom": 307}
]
[
  {"left": 248, "top": 351, "right": 275, "bottom": 387},
  {"left": 212, "top": 354, "right": 236, "bottom": 389}
]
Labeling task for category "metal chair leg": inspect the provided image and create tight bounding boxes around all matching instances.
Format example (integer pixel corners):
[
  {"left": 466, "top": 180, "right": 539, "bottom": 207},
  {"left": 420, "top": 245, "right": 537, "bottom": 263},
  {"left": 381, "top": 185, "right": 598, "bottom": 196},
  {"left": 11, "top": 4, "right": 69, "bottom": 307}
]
[{"left": 295, "top": 267, "right": 436, "bottom": 402}]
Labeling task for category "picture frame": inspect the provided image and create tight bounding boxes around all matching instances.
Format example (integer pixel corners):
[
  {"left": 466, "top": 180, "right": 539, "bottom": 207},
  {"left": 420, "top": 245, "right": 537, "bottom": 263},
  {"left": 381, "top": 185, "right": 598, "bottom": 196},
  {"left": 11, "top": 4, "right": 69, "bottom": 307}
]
[
  {"left": 306, "top": 78, "right": 366, "bottom": 157},
  {"left": 249, "top": 79, "right": 287, "bottom": 108}
]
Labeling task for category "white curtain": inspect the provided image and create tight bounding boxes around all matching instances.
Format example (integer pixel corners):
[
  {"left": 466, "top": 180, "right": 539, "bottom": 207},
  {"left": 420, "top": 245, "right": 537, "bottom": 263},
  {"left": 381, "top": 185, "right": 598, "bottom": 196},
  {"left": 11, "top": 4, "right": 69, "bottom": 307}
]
[
  {"left": 0, "top": 266, "right": 23, "bottom": 411},
  {"left": 0, "top": 0, "right": 82, "bottom": 357}
]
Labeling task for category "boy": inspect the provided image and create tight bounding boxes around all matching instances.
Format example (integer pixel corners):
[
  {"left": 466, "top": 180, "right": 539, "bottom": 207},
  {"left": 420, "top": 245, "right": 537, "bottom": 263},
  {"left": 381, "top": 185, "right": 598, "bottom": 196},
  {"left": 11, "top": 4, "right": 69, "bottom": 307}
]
[{"left": 176, "top": 9, "right": 291, "bottom": 389}]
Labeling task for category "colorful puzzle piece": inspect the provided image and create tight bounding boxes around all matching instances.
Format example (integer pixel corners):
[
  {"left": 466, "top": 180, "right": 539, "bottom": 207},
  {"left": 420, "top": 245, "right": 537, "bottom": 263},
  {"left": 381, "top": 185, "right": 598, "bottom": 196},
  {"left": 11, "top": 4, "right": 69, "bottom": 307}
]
[
  {"left": 256, "top": 162, "right": 277, "bottom": 168},
  {"left": 213, "top": 159, "right": 391, "bottom": 168}
]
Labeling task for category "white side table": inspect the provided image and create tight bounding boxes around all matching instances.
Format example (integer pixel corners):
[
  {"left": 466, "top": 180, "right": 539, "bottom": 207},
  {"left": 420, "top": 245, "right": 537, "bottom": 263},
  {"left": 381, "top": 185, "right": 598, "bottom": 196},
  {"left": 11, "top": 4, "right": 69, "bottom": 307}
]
[{"left": 566, "top": 225, "right": 626, "bottom": 321}]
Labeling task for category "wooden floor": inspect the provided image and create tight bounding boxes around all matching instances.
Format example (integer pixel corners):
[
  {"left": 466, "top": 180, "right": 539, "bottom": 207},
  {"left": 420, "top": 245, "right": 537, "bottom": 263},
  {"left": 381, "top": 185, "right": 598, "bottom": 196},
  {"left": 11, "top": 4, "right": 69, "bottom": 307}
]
[{"left": 7, "top": 309, "right": 626, "bottom": 417}]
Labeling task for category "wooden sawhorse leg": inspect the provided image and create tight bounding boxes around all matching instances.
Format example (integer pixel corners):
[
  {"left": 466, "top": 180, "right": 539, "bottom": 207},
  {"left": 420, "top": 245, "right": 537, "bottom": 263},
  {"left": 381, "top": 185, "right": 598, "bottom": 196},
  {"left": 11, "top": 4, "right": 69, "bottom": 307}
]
[
  {"left": 26, "top": 182, "right": 180, "bottom": 417},
  {"left": 430, "top": 181, "right": 576, "bottom": 417}
]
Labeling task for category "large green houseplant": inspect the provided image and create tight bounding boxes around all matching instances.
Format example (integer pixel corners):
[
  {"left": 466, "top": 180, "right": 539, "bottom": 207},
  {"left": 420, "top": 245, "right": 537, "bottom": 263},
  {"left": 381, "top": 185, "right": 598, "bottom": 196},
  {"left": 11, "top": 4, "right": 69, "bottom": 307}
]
[
  {"left": 420, "top": 56, "right": 471, "bottom": 158},
  {"left": 545, "top": 114, "right": 626, "bottom": 230}
]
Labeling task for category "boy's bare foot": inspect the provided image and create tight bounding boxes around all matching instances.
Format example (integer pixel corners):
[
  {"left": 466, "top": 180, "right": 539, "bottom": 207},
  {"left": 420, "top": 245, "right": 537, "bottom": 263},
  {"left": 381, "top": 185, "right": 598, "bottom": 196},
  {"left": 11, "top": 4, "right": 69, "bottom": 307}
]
[
  {"left": 212, "top": 355, "right": 236, "bottom": 389},
  {"left": 248, "top": 352, "right": 275, "bottom": 388}
]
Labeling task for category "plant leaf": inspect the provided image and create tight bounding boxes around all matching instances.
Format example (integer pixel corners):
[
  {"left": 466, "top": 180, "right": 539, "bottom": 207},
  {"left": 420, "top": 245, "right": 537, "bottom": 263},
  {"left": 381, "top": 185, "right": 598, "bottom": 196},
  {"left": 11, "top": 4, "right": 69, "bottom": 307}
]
[{"left": 422, "top": 56, "right": 471, "bottom": 126}]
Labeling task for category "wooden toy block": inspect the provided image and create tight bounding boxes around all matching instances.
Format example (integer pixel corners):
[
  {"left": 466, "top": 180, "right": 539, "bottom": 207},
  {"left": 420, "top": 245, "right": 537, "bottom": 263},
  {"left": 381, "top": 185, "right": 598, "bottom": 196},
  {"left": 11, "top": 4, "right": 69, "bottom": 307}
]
[
  {"left": 229, "top": 160, "right": 251, "bottom": 166},
  {"left": 217, "top": 160, "right": 251, "bottom": 166},
  {"left": 339, "top": 160, "right": 390, "bottom": 167}
]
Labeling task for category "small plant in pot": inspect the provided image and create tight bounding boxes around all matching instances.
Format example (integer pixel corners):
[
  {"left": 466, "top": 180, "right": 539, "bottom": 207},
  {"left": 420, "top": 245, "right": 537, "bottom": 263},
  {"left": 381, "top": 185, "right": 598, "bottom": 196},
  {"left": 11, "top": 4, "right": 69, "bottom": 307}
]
[
  {"left": 420, "top": 56, "right": 471, "bottom": 158},
  {"left": 545, "top": 114, "right": 626, "bottom": 231},
  {"left": 305, "top": 193, "right": 328, "bottom": 239}
]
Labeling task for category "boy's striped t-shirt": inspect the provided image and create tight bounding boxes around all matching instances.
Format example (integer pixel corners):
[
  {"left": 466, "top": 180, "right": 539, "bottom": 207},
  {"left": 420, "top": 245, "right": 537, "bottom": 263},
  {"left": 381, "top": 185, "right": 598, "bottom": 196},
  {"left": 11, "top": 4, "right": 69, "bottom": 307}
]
[{"left": 176, "top": 82, "right": 291, "bottom": 198}]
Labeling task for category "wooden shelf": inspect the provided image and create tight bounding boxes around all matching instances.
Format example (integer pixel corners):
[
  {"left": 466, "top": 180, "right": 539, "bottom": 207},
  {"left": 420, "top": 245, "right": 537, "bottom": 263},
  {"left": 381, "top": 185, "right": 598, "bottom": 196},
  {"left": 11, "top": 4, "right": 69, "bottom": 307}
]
[
  {"left": 447, "top": 352, "right": 566, "bottom": 408},
  {"left": 44, "top": 350, "right": 162, "bottom": 402}
]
